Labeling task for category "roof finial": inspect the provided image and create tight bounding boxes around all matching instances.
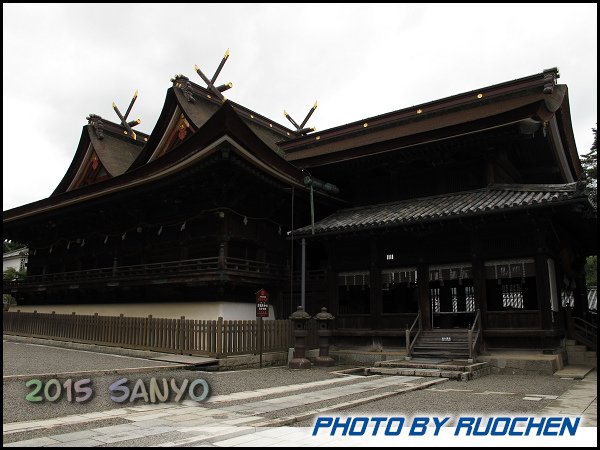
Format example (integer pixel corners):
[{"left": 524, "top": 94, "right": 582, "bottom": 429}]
[
  {"left": 284, "top": 101, "right": 318, "bottom": 136},
  {"left": 112, "top": 90, "right": 141, "bottom": 140},
  {"left": 194, "top": 49, "right": 233, "bottom": 102}
]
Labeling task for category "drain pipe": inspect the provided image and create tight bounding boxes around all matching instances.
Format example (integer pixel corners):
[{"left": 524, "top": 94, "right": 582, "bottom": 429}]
[
  {"left": 300, "top": 175, "right": 340, "bottom": 311},
  {"left": 303, "top": 175, "right": 340, "bottom": 235},
  {"left": 301, "top": 237, "right": 306, "bottom": 309}
]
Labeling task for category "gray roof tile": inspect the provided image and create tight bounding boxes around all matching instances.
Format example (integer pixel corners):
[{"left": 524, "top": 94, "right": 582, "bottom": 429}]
[{"left": 294, "top": 183, "right": 590, "bottom": 236}]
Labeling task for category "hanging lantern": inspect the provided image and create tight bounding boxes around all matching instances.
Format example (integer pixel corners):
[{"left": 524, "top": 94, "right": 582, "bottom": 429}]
[
  {"left": 157, "top": 226, "right": 163, "bottom": 236},
  {"left": 122, "top": 232, "right": 127, "bottom": 240},
  {"left": 81, "top": 239, "right": 85, "bottom": 247},
  {"left": 49, "top": 246, "right": 53, "bottom": 254},
  {"left": 278, "top": 225, "right": 282, "bottom": 235},
  {"left": 104, "top": 235, "right": 109, "bottom": 244},
  {"left": 243, "top": 216, "right": 248, "bottom": 226},
  {"left": 136, "top": 226, "right": 143, "bottom": 233},
  {"left": 180, "top": 221, "right": 186, "bottom": 231}
]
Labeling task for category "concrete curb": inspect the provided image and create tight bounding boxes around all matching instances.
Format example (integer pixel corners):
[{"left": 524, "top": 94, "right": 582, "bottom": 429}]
[
  {"left": 3, "top": 364, "right": 191, "bottom": 382},
  {"left": 3, "top": 334, "right": 177, "bottom": 360},
  {"left": 249, "top": 377, "right": 448, "bottom": 427}
]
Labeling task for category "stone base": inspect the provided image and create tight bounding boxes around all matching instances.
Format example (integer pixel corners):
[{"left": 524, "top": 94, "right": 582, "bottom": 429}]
[
  {"left": 314, "top": 356, "right": 335, "bottom": 367},
  {"left": 289, "top": 358, "right": 312, "bottom": 369}
]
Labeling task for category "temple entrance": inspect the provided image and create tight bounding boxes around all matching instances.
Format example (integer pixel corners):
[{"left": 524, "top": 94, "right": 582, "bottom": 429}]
[{"left": 429, "top": 263, "right": 475, "bottom": 328}]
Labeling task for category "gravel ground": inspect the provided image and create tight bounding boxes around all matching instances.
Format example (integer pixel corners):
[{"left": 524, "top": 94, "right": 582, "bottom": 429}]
[
  {"left": 3, "top": 339, "right": 585, "bottom": 446},
  {"left": 2, "top": 341, "right": 177, "bottom": 376},
  {"left": 3, "top": 366, "right": 351, "bottom": 424},
  {"left": 292, "top": 374, "right": 577, "bottom": 427}
]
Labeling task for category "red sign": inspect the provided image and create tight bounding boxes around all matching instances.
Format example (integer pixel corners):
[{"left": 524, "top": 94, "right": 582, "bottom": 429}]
[{"left": 255, "top": 289, "right": 269, "bottom": 318}]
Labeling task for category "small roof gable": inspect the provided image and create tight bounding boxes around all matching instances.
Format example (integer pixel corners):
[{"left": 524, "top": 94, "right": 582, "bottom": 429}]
[
  {"left": 52, "top": 118, "right": 146, "bottom": 196},
  {"left": 128, "top": 76, "right": 295, "bottom": 171},
  {"left": 5, "top": 101, "right": 342, "bottom": 226}
]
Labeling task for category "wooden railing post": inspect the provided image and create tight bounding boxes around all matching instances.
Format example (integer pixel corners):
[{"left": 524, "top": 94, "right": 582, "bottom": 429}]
[
  {"left": 147, "top": 315, "right": 153, "bottom": 349},
  {"left": 468, "top": 329, "right": 473, "bottom": 361},
  {"left": 216, "top": 317, "right": 223, "bottom": 357},
  {"left": 179, "top": 316, "right": 185, "bottom": 354},
  {"left": 405, "top": 326, "right": 410, "bottom": 356}
]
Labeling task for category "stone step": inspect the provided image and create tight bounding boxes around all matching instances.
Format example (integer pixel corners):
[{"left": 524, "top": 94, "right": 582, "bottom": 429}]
[
  {"left": 565, "top": 339, "right": 577, "bottom": 346},
  {"left": 414, "top": 345, "right": 469, "bottom": 350},
  {"left": 568, "top": 345, "right": 588, "bottom": 352},
  {"left": 369, "top": 367, "right": 464, "bottom": 380},
  {"left": 375, "top": 360, "right": 488, "bottom": 373},
  {"left": 412, "top": 351, "right": 471, "bottom": 358},
  {"left": 420, "top": 331, "right": 470, "bottom": 334},
  {"left": 553, "top": 365, "right": 594, "bottom": 379},
  {"left": 370, "top": 362, "right": 490, "bottom": 381},
  {"left": 417, "top": 337, "right": 471, "bottom": 342}
]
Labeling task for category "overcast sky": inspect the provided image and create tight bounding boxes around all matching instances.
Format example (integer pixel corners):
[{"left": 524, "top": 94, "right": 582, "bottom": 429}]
[{"left": 3, "top": 3, "right": 597, "bottom": 211}]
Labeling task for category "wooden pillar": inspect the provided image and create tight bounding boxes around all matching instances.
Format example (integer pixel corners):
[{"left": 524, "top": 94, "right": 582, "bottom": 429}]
[
  {"left": 573, "top": 257, "right": 589, "bottom": 318},
  {"left": 470, "top": 233, "right": 487, "bottom": 328},
  {"left": 326, "top": 240, "right": 338, "bottom": 317},
  {"left": 535, "top": 229, "right": 552, "bottom": 330},
  {"left": 218, "top": 241, "right": 228, "bottom": 269},
  {"left": 370, "top": 237, "right": 382, "bottom": 330},
  {"left": 417, "top": 262, "right": 431, "bottom": 330}
]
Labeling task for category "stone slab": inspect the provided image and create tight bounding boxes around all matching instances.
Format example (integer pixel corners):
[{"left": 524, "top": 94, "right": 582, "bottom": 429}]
[{"left": 553, "top": 365, "right": 594, "bottom": 379}]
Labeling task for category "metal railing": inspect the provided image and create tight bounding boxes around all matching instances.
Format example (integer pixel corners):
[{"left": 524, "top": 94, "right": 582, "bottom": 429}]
[
  {"left": 468, "top": 308, "right": 482, "bottom": 360},
  {"left": 405, "top": 310, "right": 422, "bottom": 358}
]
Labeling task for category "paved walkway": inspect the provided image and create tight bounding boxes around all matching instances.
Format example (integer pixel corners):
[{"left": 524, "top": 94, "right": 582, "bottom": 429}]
[
  {"left": 4, "top": 370, "right": 596, "bottom": 447},
  {"left": 542, "top": 369, "right": 597, "bottom": 426}
]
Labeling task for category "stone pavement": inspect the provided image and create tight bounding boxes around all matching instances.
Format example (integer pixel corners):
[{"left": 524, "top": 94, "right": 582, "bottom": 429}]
[
  {"left": 542, "top": 369, "right": 597, "bottom": 426},
  {"left": 4, "top": 374, "right": 440, "bottom": 447},
  {"left": 4, "top": 370, "right": 596, "bottom": 447}
]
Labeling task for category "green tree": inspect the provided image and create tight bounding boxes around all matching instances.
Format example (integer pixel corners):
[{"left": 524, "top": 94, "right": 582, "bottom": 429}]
[
  {"left": 3, "top": 267, "right": 26, "bottom": 281},
  {"left": 583, "top": 127, "right": 597, "bottom": 288},
  {"left": 3, "top": 240, "right": 25, "bottom": 253},
  {"left": 3, "top": 294, "right": 17, "bottom": 311},
  {"left": 581, "top": 126, "right": 597, "bottom": 206}
]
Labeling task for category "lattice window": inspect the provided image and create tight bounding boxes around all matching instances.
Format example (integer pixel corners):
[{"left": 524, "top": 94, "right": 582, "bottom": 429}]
[
  {"left": 465, "top": 286, "right": 475, "bottom": 312},
  {"left": 501, "top": 282, "right": 524, "bottom": 309}
]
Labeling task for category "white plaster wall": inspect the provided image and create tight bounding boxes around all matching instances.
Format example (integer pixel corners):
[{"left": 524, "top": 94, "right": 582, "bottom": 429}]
[
  {"left": 13, "top": 302, "right": 276, "bottom": 321},
  {"left": 3, "top": 254, "right": 25, "bottom": 272}
]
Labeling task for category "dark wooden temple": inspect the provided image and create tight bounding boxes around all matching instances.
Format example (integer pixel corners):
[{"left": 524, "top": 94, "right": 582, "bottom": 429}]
[{"left": 4, "top": 67, "right": 596, "bottom": 355}]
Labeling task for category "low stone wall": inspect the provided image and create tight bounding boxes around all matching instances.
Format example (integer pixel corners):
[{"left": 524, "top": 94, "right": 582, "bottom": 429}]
[
  {"left": 217, "top": 351, "right": 288, "bottom": 370},
  {"left": 477, "top": 353, "right": 563, "bottom": 375}
]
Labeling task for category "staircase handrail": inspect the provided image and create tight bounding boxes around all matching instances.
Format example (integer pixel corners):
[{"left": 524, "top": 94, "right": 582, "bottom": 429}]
[
  {"left": 406, "top": 310, "right": 422, "bottom": 358},
  {"left": 572, "top": 316, "right": 597, "bottom": 351},
  {"left": 468, "top": 309, "right": 482, "bottom": 360}
]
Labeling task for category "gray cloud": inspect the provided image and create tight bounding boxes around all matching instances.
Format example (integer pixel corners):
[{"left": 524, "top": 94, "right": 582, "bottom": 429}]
[{"left": 3, "top": 3, "right": 597, "bottom": 210}]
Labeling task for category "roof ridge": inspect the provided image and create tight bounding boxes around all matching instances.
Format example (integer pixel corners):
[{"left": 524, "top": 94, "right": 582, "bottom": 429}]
[{"left": 331, "top": 183, "right": 578, "bottom": 214}]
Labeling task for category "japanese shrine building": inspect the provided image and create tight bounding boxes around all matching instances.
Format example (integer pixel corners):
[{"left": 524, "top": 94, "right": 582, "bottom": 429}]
[{"left": 3, "top": 66, "right": 596, "bottom": 353}]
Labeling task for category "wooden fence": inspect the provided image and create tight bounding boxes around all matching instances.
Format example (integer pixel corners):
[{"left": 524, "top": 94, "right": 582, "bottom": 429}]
[{"left": 3, "top": 311, "right": 320, "bottom": 357}]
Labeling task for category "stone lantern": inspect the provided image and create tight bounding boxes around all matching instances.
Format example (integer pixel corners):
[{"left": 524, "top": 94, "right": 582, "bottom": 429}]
[
  {"left": 288, "top": 306, "right": 312, "bottom": 369},
  {"left": 314, "top": 307, "right": 335, "bottom": 366}
]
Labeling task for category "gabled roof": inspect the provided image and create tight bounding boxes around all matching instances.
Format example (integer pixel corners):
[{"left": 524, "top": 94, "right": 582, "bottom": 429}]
[
  {"left": 128, "top": 76, "right": 294, "bottom": 171},
  {"left": 52, "top": 116, "right": 147, "bottom": 196},
  {"left": 4, "top": 101, "right": 341, "bottom": 225},
  {"left": 2, "top": 248, "right": 28, "bottom": 258},
  {"left": 293, "top": 182, "right": 593, "bottom": 237},
  {"left": 280, "top": 68, "right": 582, "bottom": 182}
]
